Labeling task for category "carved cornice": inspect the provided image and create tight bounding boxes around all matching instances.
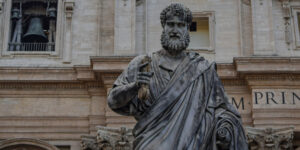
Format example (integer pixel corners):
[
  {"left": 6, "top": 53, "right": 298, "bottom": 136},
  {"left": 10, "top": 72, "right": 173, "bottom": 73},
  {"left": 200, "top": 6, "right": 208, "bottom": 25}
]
[
  {"left": 91, "top": 56, "right": 134, "bottom": 73},
  {"left": 245, "top": 74, "right": 300, "bottom": 81},
  {"left": 0, "top": 82, "right": 103, "bottom": 89},
  {"left": 75, "top": 65, "right": 95, "bottom": 80},
  {"left": 1, "top": 57, "right": 300, "bottom": 92},
  {"left": 91, "top": 56, "right": 135, "bottom": 62},
  {"left": 217, "top": 63, "right": 237, "bottom": 79},
  {"left": 234, "top": 57, "right": 300, "bottom": 73},
  {"left": 221, "top": 79, "right": 247, "bottom": 86}
]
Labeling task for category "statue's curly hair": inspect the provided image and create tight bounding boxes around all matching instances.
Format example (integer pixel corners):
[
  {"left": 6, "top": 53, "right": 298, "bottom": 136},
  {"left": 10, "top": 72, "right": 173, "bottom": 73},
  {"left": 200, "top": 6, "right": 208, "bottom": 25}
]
[{"left": 160, "top": 3, "right": 193, "bottom": 28}]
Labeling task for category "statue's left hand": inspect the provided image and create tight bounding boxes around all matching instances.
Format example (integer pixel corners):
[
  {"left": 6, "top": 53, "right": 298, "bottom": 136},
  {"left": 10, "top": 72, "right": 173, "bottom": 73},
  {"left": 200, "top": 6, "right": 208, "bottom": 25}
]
[{"left": 216, "top": 127, "right": 231, "bottom": 150}]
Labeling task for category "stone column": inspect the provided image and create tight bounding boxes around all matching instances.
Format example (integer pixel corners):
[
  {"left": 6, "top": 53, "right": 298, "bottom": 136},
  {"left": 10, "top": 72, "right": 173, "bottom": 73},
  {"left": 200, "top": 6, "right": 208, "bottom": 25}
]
[
  {"left": 99, "top": 0, "right": 115, "bottom": 56},
  {"left": 251, "top": 0, "right": 275, "bottom": 55},
  {"left": 0, "top": 0, "right": 4, "bottom": 52},
  {"left": 114, "top": 0, "right": 136, "bottom": 55},
  {"left": 88, "top": 87, "right": 107, "bottom": 135},
  {"left": 0, "top": 0, "right": 10, "bottom": 55},
  {"left": 63, "top": 0, "right": 74, "bottom": 63}
]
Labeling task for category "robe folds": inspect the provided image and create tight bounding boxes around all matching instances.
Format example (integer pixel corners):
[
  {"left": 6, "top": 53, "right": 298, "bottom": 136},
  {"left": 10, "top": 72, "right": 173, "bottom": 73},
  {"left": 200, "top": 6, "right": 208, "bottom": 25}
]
[{"left": 108, "top": 51, "right": 248, "bottom": 150}]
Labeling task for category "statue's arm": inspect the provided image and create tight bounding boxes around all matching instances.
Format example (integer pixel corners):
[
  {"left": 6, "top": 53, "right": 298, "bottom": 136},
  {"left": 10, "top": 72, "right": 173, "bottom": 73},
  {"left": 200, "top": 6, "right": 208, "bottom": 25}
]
[
  {"left": 107, "top": 55, "right": 152, "bottom": 115},
  {"left": 107, "top": 82, "right": 139, "bottom": 110}
]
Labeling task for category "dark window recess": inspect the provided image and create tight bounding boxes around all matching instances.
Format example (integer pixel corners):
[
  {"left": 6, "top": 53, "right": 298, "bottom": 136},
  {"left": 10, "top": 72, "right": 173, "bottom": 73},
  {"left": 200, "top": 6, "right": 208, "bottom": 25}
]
[
  {"left": 9, "top": 0, "right": 57, "bottom": 51},
  {"left": 56, "top": 145, "right": 71, "bottom": 150},
  {"left": 190, "top": 22, "right": 197, "bottom": 32}
]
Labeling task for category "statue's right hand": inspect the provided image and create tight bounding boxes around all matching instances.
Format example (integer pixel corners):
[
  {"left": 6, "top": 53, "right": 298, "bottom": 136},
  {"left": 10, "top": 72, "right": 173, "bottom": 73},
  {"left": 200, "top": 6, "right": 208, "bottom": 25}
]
[{"left": 136, "top": 62, "right": 153, "bottom": 87}]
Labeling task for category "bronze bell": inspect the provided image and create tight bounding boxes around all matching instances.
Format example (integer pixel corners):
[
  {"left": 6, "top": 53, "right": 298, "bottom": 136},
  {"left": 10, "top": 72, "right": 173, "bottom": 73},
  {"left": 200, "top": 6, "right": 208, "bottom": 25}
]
[
  {"left": 23, "top": 17, "right": 48, "bottom": 43},
  {"left": 11, "top": 8, "right": 20, "bottom": 20}
]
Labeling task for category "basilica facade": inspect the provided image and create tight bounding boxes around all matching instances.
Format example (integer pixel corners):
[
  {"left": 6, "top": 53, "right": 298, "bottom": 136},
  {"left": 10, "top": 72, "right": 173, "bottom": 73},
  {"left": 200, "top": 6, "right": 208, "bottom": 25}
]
[{"left": 0, "top": 0, "right": 300, "bottom": 149}]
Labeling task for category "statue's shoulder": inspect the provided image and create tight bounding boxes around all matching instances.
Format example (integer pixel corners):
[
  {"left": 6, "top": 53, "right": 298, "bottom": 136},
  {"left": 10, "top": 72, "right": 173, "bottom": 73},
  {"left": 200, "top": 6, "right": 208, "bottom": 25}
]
[
  {"left": 128, "top": 54, "right": 149, "bottom": 67},
  {"left": 185, "top": 51, "right": 211, "bottom": 68}
]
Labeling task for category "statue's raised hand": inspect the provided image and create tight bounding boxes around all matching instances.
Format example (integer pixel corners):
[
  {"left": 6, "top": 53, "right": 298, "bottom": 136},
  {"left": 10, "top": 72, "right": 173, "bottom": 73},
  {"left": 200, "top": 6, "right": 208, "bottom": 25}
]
[
  {"left": 136, "top": 62, "right": 153, "bottom": 87},
  {"left": 137, "top": 58, "right": 153, "bottom": 101}
]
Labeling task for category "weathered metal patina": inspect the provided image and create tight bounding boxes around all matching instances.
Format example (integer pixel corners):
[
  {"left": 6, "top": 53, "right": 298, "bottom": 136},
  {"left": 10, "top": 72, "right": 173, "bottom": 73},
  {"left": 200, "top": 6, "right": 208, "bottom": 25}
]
[{"left": 108, "top": 3, "right": 248, "bottom": 150}]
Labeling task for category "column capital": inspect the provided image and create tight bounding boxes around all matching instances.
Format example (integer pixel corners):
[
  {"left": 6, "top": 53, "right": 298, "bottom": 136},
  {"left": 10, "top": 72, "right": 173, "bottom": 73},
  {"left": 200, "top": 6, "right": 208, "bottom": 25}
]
[{"left": 64, "top": 0, "right": 75, "bottom": 19}]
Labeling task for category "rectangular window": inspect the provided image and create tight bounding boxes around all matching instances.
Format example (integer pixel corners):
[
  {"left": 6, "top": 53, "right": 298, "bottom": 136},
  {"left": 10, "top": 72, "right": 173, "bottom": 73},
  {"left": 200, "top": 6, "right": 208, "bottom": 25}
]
[
  {"left": 188, "top": 12, "right": 215, "bottom": 51},
  {"left": 189, "top": 17, "right": 210, "bottom": 49},
  {"left": 56, "top": 145, "right": 71, "bottom": 150},
  {"left": 9, "top": 0, "right": 57, "bottom": 52}
]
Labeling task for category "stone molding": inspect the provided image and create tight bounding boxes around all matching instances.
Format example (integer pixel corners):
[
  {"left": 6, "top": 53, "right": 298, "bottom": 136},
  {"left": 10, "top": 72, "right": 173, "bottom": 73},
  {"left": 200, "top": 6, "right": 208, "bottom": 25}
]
[
  {"left": 1, "top": 56, "right": 300, "bottom": 89},
  {"left": 234, "top": 57, "right": 300, "bottom": 73},
  {"left": 85, "top": 126, "right": 295, "bottom": 150},
  {"left": 0, "top": 138, "right": 60, "bottom": 150}
]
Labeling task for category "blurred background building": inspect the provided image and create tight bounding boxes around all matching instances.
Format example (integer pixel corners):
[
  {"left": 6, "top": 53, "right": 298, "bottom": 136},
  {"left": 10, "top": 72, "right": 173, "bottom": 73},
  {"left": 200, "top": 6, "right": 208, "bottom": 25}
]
[{"left": 0, "top": 0, "right": 300, "bottom": 149}]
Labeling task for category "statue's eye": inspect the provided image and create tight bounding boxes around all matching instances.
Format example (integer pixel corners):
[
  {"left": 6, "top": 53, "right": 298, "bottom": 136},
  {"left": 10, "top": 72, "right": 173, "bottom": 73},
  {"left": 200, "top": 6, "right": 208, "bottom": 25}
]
[{"left": 178, "top": 23, "right": 185, "bottom": 27}]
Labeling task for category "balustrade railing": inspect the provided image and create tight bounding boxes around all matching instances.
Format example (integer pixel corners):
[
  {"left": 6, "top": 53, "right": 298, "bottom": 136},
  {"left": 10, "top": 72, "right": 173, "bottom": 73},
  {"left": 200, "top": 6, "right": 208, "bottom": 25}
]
[{"left": 8, "top": 42, "right": 55, "bottom": 51}]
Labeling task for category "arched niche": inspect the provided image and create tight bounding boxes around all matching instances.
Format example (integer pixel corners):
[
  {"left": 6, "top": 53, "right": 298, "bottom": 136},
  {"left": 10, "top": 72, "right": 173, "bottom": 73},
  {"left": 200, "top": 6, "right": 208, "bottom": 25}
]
[{"left": 0, "top": 138, "right": 59, "bottom": 150}]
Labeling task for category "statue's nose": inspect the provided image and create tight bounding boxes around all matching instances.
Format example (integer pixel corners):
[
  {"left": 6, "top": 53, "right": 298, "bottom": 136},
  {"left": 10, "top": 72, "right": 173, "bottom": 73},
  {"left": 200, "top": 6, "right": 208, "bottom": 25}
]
[{"left": 170, "top": 30, "right": 179, "bottom": 36}]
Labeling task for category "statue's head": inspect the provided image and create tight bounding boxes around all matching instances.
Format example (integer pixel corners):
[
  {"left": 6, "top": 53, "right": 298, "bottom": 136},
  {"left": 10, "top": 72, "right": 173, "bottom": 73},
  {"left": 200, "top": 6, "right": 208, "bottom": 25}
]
[{"left": 160, "top": 3, "right": 192, "bottom": 55}]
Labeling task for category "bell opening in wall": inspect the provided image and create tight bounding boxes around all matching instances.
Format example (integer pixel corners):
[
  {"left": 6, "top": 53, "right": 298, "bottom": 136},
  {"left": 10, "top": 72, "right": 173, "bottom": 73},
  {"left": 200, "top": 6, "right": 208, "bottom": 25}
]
[{"left": 8, "top": 0, "right": 57, "bottom": 52}]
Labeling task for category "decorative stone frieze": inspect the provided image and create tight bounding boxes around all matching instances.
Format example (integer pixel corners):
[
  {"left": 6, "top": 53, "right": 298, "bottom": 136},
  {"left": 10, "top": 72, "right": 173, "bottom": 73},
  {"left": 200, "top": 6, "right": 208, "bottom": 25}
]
[
  {"left": 246, "top": 127, "right": 294, "bottom": 150},
  {"left": 96, "top": 126, "right": 134, "bottom": 150},
  {"left": 86, "top": 126, "right": 295, "bottom": 150},
  {"left": 81, "top": 126, "right": 134, "bottom": 150},
  {"left": 81, "top": 135, "right": 99, "bottom": 150}
]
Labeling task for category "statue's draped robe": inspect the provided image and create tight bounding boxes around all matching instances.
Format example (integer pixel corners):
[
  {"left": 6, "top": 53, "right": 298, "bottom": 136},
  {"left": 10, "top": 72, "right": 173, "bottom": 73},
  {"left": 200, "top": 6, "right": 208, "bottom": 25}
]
[{"left": 109, "top": 51, "right": 248, "bottom": 150}]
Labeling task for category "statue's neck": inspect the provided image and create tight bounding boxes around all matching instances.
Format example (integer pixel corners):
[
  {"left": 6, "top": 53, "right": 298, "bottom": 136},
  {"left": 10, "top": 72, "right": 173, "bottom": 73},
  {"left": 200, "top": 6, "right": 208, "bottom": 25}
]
[
  {"left": 164, "top": 49, "right": 185, "bottom": 60},
  {"left": 159, "top": 49, "right": 186, "bottom": 71}
]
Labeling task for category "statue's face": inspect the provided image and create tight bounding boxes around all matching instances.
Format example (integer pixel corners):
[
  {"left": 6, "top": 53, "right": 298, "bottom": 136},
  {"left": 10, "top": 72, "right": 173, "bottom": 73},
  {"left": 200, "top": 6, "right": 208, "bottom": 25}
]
[
  {"left": 164, "top": 16, "right": 187, "bottom": 41},
  {"left": 161, "top": 15, "right": 190, "bottom": 55}
]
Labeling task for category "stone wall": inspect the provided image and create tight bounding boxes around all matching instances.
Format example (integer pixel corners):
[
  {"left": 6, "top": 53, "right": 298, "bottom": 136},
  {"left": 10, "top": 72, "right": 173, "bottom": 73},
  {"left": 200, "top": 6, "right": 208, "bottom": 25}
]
[{"left": 0, "top": 0, "right": 300, "bottom": 68}]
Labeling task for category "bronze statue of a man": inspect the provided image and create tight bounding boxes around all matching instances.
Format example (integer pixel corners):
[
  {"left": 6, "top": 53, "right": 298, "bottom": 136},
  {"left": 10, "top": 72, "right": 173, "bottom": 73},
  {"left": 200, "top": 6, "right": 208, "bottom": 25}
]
[{"left": 108, "top": 3, "right": 248, "bottom": 150}]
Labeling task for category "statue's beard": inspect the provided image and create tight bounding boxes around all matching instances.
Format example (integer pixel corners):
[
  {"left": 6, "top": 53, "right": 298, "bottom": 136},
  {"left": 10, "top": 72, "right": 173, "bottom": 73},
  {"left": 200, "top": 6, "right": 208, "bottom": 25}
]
[{"left": 161, "top": 30, "right": 190, "bottom": 55}]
